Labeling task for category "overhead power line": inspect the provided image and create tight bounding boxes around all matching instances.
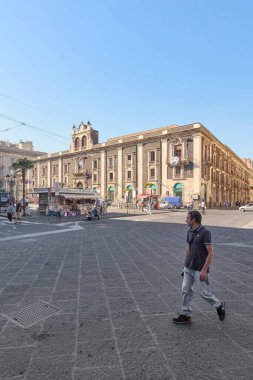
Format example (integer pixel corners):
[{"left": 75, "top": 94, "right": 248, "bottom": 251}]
[
  {"left": 0, "top": 123, "right": 24, "bottom": 132},
  {"left": 0, "top": 113, "right": 70, "bottom": 146},
  {"left": 0, "top": 92, "right": 73, "bottom": 124}
]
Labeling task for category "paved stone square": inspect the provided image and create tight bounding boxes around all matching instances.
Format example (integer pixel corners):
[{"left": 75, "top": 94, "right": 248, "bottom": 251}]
[{"left": 0, "top": 209, "right": 253, "bottom": 379}]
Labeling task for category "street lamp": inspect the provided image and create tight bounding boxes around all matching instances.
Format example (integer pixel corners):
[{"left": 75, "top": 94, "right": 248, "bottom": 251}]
[{"left": 5, "top": 172, "right": 16, "bottom": 202}]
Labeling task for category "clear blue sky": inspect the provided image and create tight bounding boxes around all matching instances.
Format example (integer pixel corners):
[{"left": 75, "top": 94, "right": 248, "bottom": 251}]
[{"left": 0, "top": 0, "right": 252, "bottom": 157}]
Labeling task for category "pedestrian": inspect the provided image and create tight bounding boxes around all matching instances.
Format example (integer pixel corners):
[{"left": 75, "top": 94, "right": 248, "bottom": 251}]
[
  {"left": 56, "top": 205, "right": 62, "bottom": 222},
  {"left": 103, "top": 200, "right": 108, "bottom": 213},
  {"left": 7, "top": 203, "right": 14, "bottom": 222},
  {"left": 93, "top": 207, "right": 100, "bottom": 220},
  {"left": 200, "top": 200, "right": 206, "bottom": 214},
  {"left": 15, "top": 201, "right": 22, "bottom": 224},
  {"left": 173, "top": 210, "right": 225, "bottom": 324}
]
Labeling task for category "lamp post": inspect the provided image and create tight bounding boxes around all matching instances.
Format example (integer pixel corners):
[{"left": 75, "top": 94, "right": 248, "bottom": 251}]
[{"left": 5, "top": 172, "right": 16, "bottom": 203}]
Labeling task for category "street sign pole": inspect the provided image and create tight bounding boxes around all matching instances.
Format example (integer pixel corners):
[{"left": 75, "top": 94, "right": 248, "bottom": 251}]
[{"left": 47, "top": 188, "right": 51, "bottom": 222}]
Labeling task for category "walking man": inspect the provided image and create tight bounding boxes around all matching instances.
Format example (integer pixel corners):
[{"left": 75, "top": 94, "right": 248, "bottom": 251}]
[
  {"left": 7, "top": 203, "right": 14, "bottom": 222},
  {"left": 200, "top": 200, "right": 206, "bottom": 214},
  {"left": 147, "top": 202, "right": 152, "bottom": 215},
  {"left": 173, "top": 210, "right": 225, "bottom": 324},
  {"left": 15, "top": 201, "right": 22, "bottom": 224}
]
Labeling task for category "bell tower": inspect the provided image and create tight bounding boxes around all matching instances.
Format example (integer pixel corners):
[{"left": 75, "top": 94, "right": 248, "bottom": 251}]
[{"left": 70, "top": 121, "right": 99, "bottom": 153}]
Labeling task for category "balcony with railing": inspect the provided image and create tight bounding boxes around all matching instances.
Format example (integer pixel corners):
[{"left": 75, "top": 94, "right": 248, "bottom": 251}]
[
  {"left": 148, "top": 160, "right": 159, "bottom": 166},
  {"left": 73, "top": 171, "right": 85, "bottom": 178},
  {"left": 168, "top": 154, "right": 189, "bottom": 166}
]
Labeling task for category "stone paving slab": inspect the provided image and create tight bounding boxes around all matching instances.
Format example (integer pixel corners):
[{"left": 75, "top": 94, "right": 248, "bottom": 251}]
[{"left": 0, "top": 210, "right": 253, "bottom": 379}]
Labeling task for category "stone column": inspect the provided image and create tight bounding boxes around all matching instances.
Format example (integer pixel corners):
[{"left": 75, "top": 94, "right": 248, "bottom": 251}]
[
  {"left": 47, "top": 157, "right": 51, "bottom": 187},
  {"left": 137, "top": 143, "right": 143, "bottom": 194},
  {"left": 58, "top": 155, "right": 62, "bottom": 184},
  {"left": 100, "top": 150, "right": 106, "bottom": 198},
  {"left": 37, "top": 162, "right": 40, "bottom": 187},
  {"left": 161, "top": 139, "right": 168, "bottom": 196},
  {"left": 193, "top": 133, "right": 202, "bottom": 197},
  {"left": 117, "top": 147, "right": 123, "bottom": 199},
  {"left": 181, "top": 140, "right": 185, "bottom": 160}
]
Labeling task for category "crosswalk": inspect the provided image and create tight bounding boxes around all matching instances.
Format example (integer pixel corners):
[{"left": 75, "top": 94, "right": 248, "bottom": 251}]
[
  {"left": 242, "top": 221, "right": 253, "bottom": 229},
  {"left": 0, "top": 218, "right": 86, "bottom": 241},
  {"left": 111, "top": 213, "right": 181, "bottom": 223}
]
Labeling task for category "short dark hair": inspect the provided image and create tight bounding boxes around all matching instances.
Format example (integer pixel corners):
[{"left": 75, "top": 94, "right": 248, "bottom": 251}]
[{"left": 188, "top": 210, "right": 202, "bottom": 224}]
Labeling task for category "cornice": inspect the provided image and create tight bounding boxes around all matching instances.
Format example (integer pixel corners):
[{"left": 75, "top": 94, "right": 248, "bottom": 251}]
[
  {"left": 30, "top": 123, "right": 250, "bottom": 174},
  {"left": 199, "top": 126, "right": 249, "bottom": 170}
]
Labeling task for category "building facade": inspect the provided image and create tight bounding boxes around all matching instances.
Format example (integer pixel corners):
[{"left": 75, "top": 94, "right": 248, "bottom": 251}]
[
  {"left": 28, "top": 122, "right": 252, "bottom": 207},
  {"left": 242, "top": 158, "right": 253, "bottom": 202},
  {"left": 0, "top": 140, "right": 44, "bottom": 198}
]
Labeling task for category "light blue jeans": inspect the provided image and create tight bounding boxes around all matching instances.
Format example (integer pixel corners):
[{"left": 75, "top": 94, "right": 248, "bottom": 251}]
[{"left": 182, "top": 267, "right": 221, "bottom": 316}]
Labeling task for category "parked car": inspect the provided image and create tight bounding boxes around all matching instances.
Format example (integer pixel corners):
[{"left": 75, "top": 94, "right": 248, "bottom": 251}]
[
  {"left": 159, "top": 201, "right": 175, "bottom": 210},
  {"left": 239, "top": 203, "right": 253, "bottom": 212},
  {"left": 161, "top": 196, "right": 182, "bottom": 208}
]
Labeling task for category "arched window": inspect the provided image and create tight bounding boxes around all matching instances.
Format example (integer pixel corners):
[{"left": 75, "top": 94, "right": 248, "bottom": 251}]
[
  {"left": 108, "top": 186, "right": 114, "bottom": 201},
  {"left": 75, "top": 137, "right": 80, "bottom": 150},
  {"left": 76, "top": 181, "right": 83, "bottom": 189},
  {"left": 82, "top": 136, "right": 87, "bottom": 148},
  {"left": 204, "top": 146, "right": 208, "bottom": 161}
]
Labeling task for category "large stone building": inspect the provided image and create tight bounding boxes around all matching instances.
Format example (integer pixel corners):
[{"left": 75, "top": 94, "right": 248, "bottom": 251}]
[
  {"left": 28, "top": 121, "right": 252, "bottom": 207},
  {"left": 0, "top": 140, "right": 44, "bottom": 197},
  {"left": 242, "top": 158, "right": 253, "bottom": 202}
]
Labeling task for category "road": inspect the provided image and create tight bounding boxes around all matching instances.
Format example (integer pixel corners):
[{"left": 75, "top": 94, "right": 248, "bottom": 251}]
[{"left": 0, "top": 209, "right": 253, "bottom": 379}]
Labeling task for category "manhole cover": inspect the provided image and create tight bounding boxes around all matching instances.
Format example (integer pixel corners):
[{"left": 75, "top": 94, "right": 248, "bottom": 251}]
[{"left": 1, "top": 301, "right": 61, "bottom": 328}]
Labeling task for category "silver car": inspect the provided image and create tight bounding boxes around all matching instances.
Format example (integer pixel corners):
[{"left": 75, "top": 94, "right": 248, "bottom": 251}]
[
  {"left": 239, "top": 203, "right": 253, "bottom": 212},
  {"left": 159, "top": 201, "right": 175, "bottom": 210}
]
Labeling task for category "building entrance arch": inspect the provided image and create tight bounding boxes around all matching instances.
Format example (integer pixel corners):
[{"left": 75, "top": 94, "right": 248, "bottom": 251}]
[
  {"left": 126, "top": 185, "right": 133, "bottom": 202},
  {"left": 108, "top": 186, "right": 114, "bottom": 201},
  {"left": 173, "top": 183, "right": 183, "bottom": 197}
]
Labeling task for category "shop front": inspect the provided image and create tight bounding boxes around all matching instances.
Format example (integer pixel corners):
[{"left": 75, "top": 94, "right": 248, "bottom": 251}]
[
  {"left": 136, "top": 193, "right": 159, "bottom": 209},
  {"left": 125, "top": 185, "right": 134, "bottom": 202},
  {"left": 108, "top": 186, "right": 114, "bottom": 202},
  {"left": 30, "top": 188, "right": 100, "bottom": 216},
  {"left": 173, "top": 183, "right": 183, "bottom": 197}
]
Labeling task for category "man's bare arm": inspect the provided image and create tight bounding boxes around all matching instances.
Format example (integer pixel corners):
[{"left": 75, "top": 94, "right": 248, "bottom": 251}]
[
  {"left": 199, "top": 244, "right": 214, "bottom": 281},
  {"left": 184, "top": 247, "right": 190, "bottom": 265}
]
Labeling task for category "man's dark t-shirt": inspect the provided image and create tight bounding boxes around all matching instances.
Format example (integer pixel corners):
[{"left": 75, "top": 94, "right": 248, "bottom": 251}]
[{"left": 185, "top": 225, "right": 212, "bottom": 271}]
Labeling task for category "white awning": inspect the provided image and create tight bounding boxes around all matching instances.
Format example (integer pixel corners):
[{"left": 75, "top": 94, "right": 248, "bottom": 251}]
[{"left": 62, "top": 194, "right": 98, "bottom": 200}]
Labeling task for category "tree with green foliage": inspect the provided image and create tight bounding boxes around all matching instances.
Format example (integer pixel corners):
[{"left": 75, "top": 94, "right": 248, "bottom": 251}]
[{"left": 12, "top": 158, "right": 34, "bottom": 216}]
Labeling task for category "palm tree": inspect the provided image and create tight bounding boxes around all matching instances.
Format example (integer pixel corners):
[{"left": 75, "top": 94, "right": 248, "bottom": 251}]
[{"left": 12, "top": 158, "right": 34, "bottom": 216}]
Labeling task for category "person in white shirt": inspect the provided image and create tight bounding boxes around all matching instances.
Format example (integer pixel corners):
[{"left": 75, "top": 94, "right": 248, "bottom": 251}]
[{"left": 200, "top": 201, "right": 206, "bottom": 214}]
